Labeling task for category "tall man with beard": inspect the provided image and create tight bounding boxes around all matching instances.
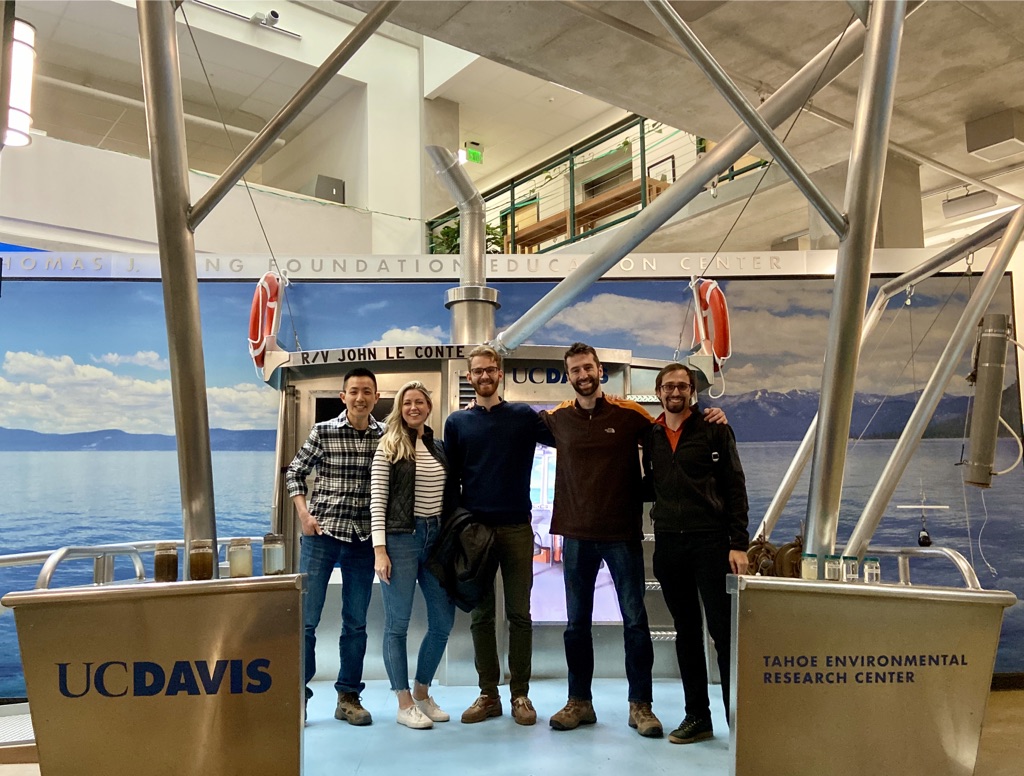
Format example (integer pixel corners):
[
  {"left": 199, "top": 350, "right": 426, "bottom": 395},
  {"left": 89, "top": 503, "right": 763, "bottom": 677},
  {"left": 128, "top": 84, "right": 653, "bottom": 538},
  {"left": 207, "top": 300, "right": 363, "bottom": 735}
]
[
  {"left": 540, "top": 342, "right": 663, "bottom": 736},
  {"left": 286, "top": 367, "right": 385, "bottom": 726},
  {"left": 444, "top": 345, "right": 554, "bottom": 726},
  {"left": 541, "top": 343, "right": 726, "bottom": 738},
  {"left": 642, "top": 362, "right": 748, "bottom": 745}
]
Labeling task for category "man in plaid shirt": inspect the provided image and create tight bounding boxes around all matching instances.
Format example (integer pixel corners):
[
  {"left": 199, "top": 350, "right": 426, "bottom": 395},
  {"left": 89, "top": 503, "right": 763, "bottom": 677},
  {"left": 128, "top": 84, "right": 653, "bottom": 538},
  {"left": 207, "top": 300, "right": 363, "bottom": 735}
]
[{"left": 286, "top": 367, "right": 385, "bottom": 725}]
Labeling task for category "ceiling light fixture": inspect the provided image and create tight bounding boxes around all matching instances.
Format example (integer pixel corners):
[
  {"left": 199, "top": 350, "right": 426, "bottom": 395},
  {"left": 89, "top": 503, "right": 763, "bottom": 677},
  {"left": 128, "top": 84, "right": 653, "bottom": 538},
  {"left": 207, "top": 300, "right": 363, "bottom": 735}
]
[
  {"left": 3, "top": 17, "right": 35, "bottom": 147},
  {"left": 941, "top": 188, "right": 999, "bottom": 219}
]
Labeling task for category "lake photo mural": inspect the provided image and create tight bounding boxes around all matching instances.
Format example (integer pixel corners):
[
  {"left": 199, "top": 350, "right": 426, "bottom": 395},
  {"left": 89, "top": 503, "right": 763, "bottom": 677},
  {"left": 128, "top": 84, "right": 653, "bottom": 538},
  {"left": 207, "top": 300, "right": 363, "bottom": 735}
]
[{"left": 1, "top": 272, "right": 1021, "bottom": 696}]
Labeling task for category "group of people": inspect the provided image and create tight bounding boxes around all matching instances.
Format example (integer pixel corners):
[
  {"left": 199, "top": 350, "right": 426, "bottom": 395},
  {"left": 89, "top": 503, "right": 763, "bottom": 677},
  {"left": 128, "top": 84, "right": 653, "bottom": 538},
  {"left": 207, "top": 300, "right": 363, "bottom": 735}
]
[{"left": 285, "top": 342, "right": 749, "bottom": 745}]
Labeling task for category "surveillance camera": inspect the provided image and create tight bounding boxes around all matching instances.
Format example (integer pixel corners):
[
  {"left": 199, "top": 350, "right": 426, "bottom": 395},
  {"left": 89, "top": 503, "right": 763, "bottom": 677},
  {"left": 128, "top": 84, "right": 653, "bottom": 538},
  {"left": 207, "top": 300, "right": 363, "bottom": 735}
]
[{"left": 265, "top": 10, "right": 280, "bottom": 26}]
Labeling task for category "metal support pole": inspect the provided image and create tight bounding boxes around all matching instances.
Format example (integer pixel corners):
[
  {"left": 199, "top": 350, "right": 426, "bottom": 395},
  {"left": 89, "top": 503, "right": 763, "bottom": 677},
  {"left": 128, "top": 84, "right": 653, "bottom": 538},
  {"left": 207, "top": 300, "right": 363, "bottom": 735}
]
[
  {"left": 646, "top": 0, "right": 846, "bottom": 237},
  {"left": 137, "top": 0, "right": 217, "bottom": 577},
  {"left": 804, "top": 0, "right": 907, "bottom": 563},
  {"left": 189, "top": 0, "right": 400, "bottom": 229},
  {"left": 638, "top": 118, "right": 648, "bottom": 208},
  {"left": 755, "top": 211, "right": 1014, "bottom": 540},
  {"left": 844, "top": 206, "right": 1024, "bottom": 559},
  {"left": 492, "top": 14, "right": 870, "bottom": 354}
]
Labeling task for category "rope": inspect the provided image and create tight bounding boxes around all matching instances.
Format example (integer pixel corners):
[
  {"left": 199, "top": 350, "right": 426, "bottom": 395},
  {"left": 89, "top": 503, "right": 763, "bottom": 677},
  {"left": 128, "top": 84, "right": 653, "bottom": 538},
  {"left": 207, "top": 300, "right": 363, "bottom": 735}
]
[
  {"left": 671, "top": 12, "right": 857, "bottom": 374},
  {"left": 851, "top": 274, "right": 968, "bottom": 446},
  {"left": 178, "top": 4, "right": 302, "bottom": 352}
]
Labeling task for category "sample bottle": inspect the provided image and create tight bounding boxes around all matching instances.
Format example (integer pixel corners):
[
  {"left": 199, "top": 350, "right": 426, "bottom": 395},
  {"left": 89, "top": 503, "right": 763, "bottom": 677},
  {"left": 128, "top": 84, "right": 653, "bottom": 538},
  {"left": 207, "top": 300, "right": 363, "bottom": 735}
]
[
  {"left": 263, "top": 533, "right": 286, "bottom": 575},
  {"left": 800, "top": 553, "right": 818, "bottom": 580},
  {"left": 824, "top": 555, "right": 842, "bottom": 581},
  {"left": 841, "top": 555, "right": 859, "bottom": 582},
  {"left": 863, "top": 557, "right": 882, "bottom": 584},
  {"left": 228, "top": 537, "right": 253, "bottom": 578},
  {"left": 154, "top": 543, "right": 179, "bottom": 583},
  {"left": 189, "top": 538, "right": 215, "bottom": 581}
]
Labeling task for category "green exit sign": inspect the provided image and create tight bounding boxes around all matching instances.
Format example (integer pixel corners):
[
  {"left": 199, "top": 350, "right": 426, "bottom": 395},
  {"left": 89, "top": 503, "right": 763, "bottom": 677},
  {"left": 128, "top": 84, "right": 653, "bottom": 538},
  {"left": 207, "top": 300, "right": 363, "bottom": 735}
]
[{"left": 465, "top": 147, "right": 483, "bottom": 164}]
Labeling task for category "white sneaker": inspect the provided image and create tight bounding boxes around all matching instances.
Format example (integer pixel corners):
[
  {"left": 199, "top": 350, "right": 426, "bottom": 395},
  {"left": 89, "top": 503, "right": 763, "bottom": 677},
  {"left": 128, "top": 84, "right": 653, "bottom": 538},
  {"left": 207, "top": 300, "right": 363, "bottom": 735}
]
[
  {"left": 414, "top": 695, "right": 450, "bottom": 723},
  {"left": 396, "top": 703, "right": 433, "bottom": 729}
]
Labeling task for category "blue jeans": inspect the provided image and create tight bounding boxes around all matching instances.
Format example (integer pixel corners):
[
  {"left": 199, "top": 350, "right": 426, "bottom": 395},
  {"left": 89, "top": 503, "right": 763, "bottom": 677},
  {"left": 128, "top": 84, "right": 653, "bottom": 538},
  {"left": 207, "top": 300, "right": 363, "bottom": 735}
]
[
  {"left": 380, "top": 517, "right": 456, "bottom": 692},
  {"left": 300, "top": 532, "right": 375, "bottom": 699},
  {"left": 562, "top": 538, "right": 654, "bottom": 703}
]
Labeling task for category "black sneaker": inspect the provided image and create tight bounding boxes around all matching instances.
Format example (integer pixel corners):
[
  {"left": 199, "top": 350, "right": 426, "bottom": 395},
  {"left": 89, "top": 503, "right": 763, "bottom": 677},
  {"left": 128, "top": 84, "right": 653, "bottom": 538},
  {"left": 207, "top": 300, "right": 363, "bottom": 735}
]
[{"left": 668, "top": 714, "right": 713, "bottom": 744}]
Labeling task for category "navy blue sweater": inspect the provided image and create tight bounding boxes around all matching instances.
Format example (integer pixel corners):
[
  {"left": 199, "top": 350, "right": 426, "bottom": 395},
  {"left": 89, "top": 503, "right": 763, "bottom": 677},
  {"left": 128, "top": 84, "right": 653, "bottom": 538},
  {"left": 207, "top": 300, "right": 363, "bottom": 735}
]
[{"left": 444, "top": 400, "right": 555, "bottom": 526}]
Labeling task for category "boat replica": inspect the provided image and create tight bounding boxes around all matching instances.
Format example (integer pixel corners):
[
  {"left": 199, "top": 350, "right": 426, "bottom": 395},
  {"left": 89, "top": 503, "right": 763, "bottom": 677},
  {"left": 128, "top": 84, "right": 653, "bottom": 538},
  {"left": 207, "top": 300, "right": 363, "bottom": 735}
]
[{"left": 2, "top": 2, "right": 1020, "bottom": 776}]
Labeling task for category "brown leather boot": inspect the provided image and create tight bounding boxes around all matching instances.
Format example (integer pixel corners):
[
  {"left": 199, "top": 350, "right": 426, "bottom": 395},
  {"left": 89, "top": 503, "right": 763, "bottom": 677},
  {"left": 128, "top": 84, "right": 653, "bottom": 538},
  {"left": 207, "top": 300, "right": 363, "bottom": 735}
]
[
  {"left": 549, "top": 698, "right": 597, "bottom": 731},
  {"left": 628, "top": 701, "right": 663, "bottom": 738}
]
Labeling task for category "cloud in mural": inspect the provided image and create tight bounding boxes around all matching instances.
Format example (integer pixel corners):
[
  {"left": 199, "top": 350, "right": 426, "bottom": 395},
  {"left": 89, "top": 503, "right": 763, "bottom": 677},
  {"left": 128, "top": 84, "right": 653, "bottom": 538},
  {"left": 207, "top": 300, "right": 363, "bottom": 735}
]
[
  {"left": 0, "top": 351, "right": 277, "bottom": 434},
  {"left": 367, "top": 325, "right": 446, "bottom": 347},
  {"left": 543, "top": 293, "right": 688, "bottom": 347},
  {"left": 533, "top": 284, "right": 992, "bottom": 396},
  {"left": 91, "top": 350, "right": 170, "bottom": 371},
  {"left": 356, "top": 300, "right": 389, "bottom": 316}
]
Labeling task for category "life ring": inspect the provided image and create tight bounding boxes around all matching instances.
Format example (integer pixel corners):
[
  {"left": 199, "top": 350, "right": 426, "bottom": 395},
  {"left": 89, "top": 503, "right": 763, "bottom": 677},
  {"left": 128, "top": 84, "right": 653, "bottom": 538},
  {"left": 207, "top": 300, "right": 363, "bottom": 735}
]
[
  {"left": 691, "top": 278, "right": 732, "bottom": 362},
  {"left": 248, "top": 272, "right": 282, "bottom": 369}
]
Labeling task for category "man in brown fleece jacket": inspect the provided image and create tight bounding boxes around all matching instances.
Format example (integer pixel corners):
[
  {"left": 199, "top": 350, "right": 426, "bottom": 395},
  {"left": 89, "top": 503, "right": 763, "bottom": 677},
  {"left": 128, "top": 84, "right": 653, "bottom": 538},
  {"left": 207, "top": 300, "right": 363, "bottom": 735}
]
[{"left": 541, "top": 342, "right": 724, "bottom": 738}]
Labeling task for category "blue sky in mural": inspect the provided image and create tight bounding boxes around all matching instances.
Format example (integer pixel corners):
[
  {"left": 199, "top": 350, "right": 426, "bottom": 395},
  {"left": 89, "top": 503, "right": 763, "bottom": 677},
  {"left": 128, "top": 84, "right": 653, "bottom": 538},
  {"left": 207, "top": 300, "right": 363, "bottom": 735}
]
[{"left": 0, "top": 274, "right": 1014, "bottom": 434}]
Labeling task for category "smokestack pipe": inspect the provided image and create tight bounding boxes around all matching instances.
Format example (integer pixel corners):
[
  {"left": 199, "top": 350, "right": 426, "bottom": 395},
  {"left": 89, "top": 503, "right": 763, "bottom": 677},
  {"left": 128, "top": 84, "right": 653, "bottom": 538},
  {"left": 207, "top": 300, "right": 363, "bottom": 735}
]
[{"left": 426, "top": 145, "right": 499, "bottom": 344}]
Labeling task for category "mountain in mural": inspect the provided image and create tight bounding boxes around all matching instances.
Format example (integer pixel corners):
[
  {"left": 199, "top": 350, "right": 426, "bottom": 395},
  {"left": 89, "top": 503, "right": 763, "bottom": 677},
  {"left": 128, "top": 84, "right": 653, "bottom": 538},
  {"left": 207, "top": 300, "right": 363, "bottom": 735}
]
[
  {"left": 1, "top": 385, "right": 1019, "bottom": 448},
  {"left": 715, "top": 385, "right": 1021, "bottom": 442},
  {"left": 0, "top": 427, "right": 276, "bottom": 452}
]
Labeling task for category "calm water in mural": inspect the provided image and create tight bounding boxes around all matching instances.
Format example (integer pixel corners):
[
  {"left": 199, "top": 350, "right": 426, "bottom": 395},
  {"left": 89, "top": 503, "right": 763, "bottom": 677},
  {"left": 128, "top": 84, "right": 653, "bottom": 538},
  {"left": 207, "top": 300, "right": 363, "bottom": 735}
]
[{"left": 2, "top": 439, "right": 1021, "bottom": 696}]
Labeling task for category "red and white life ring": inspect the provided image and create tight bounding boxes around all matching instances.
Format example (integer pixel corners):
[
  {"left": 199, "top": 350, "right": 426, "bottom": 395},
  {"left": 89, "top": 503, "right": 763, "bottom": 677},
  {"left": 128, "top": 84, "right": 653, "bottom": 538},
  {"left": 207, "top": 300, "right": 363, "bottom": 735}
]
[
  {"left": 692, "top": 278, "right": 732, "bottom": 363},
  {"left": 248, "top": 272, "right": 282, "bottom": 369}
]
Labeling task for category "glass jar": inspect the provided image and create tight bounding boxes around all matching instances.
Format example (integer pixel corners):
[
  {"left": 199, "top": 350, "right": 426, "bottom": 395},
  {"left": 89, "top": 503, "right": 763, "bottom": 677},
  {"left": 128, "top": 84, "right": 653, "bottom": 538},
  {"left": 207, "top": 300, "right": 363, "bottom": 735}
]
[
  {"left": 824, "top": 554, "right": 842, "bottom": 581},
  {"left": 841, "top": 555, "right": 859, "bottom": 582},
  {"left": 863, "top": 557, "right": 882, "bottom": 584},
  {"left": 228, "top": 538, "right": 253, "bottom": 578},
  {"left": 154, "top": 542, "right": 178, "bottom": 583},
  {"left": 189, "top": 538, "right": 215, "bottom": 581},
  {"left": 800, "top": 553, "right": 818, "bottom": 580},
  {"left": 263, "top": 533, "right": 286, "bottom": 575}
]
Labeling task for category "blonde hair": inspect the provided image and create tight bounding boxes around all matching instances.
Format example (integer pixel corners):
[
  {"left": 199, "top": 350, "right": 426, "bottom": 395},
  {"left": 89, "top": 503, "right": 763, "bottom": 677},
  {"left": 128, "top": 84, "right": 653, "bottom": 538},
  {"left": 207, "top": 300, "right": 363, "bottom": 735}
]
[
  {"left": 467, "top": 344, "right": 502, "bottom": 370},
  {"left": 377, "top": 380, "right": 433, "bottom": 462}
]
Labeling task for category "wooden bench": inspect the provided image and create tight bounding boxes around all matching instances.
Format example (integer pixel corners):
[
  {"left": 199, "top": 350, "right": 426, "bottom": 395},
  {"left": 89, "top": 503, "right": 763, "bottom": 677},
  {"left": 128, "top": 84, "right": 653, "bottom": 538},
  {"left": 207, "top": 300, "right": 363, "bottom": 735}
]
[
  {"left": 574, "top": 177, "right": 670, "bottom": 235},
  {"left": 507, "top": 211, "right": 569, "bottom": 253},
  {"left": 505, "top": 177, "right": 670, "bottom": 252}
]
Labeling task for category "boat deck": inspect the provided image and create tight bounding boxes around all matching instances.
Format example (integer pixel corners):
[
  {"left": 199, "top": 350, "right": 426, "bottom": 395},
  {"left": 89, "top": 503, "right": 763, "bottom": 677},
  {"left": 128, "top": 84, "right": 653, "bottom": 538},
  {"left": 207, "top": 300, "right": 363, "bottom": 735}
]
[{"left": 2, "top": 678, "right": 1022, "bottom": 775}]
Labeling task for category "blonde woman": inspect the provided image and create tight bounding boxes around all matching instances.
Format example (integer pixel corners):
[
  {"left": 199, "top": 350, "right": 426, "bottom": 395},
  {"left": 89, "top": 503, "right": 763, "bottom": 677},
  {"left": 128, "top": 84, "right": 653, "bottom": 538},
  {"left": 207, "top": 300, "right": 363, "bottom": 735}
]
[{"left": 370, "top": 381, "right": 457, "bottom": 729}]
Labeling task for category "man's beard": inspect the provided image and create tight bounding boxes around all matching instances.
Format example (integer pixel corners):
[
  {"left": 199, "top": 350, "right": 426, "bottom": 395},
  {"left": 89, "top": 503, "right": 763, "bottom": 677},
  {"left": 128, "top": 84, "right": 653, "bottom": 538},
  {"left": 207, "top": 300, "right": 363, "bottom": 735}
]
[{"left": 571, "top": 375, "right": 598, "bottom": 397}]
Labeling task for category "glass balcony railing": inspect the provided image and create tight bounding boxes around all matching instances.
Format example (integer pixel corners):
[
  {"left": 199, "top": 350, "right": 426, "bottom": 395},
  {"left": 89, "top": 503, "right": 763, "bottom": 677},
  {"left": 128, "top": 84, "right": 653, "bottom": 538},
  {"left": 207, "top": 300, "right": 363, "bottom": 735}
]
[{"left": 426, "top": 114, "right": 768, "bottom": 255}]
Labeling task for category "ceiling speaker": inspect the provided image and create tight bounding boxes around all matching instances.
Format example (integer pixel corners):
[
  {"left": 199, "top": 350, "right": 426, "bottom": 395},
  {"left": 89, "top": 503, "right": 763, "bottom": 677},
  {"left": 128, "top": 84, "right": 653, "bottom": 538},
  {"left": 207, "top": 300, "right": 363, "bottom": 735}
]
[{"left": 966, "top": 109, "right": 1024, "bottom": 162}]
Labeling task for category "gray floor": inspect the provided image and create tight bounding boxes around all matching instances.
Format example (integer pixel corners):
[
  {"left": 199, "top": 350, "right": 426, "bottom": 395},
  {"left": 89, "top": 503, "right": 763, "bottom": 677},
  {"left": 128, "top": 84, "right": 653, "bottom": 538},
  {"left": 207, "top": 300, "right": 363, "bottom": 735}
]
[
  {"left": 2, "top": 682, "right": 1021, "bottom": 774},
  {"left": 303, "top": 677, "right": 731, "bottom": 776}
]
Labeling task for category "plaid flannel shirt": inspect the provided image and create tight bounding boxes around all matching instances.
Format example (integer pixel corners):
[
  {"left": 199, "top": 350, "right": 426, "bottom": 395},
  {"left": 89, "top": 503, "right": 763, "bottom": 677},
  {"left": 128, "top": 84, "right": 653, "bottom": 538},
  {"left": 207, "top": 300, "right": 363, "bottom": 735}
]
[{"left": 285, "top": 413, "right": 386, "bottom": 542}]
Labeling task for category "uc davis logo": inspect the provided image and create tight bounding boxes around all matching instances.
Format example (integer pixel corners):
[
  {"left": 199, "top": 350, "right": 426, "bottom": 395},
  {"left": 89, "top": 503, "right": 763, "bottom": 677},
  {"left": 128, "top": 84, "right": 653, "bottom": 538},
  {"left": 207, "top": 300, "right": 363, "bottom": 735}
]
[
  {"left": 510, "top": 368, "right": 609, "bottom": 385},
  {"left": 57, "top": 659, "right": 272, "bottom": 698}
]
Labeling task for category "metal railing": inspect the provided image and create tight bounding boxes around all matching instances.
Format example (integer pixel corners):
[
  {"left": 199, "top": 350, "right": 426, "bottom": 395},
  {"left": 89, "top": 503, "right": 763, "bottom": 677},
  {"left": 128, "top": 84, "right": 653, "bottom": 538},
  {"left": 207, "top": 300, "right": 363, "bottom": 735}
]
[
  {"left": 0, "top": 537, "right": 266, "bottom": 590},
  {"left": 426, "top": 114, "right": 768, "bottom": 255},
  {"left": 867, "top": 545, "right": 983, "bottom": 590}
]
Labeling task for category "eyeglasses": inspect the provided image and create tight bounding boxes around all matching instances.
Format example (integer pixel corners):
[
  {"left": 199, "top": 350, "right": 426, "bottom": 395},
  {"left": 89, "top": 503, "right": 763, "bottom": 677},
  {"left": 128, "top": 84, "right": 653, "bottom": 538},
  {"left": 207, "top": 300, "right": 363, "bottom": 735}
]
[
  {"left": 469, "top": 366, "right": 499, "bottom": 377},
  {"left": 659, "top": 382, "right": 692, "bottom": 394}
]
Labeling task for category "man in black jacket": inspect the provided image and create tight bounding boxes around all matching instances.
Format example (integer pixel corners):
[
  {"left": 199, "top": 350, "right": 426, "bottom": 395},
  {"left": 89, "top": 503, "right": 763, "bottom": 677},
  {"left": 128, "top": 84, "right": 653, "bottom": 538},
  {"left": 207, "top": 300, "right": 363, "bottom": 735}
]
[{"left": 642, "top": 362, "right": 749, "bottom": 746}]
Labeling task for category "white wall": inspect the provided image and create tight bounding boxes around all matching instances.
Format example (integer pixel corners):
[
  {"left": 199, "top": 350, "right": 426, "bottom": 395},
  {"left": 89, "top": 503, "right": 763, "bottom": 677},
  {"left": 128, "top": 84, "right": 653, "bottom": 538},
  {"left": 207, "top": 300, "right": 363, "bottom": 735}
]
[
  {"left": 262, "top": 87, "right": 369, "bottom": 208},
  {"left": 423, "top": 38, "right": 479, "bottom": 98},
  {"left": 0, "top": 135, "right": 371, "bottom": 254},
  {"left": 9, "top": 0, "right": 427, "bottom": 255}
]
